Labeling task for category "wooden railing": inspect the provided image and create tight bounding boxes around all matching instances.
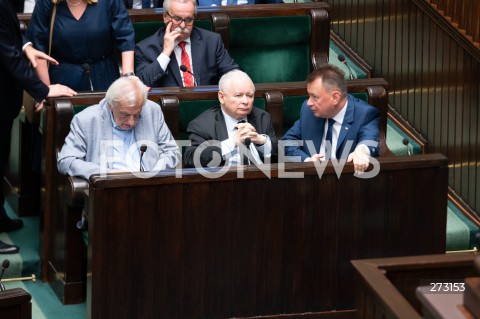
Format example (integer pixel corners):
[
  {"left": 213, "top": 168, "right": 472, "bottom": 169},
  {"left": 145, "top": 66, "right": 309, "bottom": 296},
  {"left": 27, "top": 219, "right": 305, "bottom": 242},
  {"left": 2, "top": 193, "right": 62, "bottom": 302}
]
[{"left": 426, "top": 0, "right": 480, "bottom": 47}]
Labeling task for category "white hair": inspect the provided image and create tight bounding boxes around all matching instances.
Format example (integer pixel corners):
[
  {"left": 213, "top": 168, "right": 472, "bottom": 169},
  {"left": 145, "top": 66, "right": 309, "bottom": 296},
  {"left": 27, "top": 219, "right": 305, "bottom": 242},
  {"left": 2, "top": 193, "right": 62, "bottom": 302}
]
[
  {"left": 218, "top": 70, "right": 255, "bottom": 93},
  {"left": 105, "top": 76, "right": 148, "bottom": 109}
]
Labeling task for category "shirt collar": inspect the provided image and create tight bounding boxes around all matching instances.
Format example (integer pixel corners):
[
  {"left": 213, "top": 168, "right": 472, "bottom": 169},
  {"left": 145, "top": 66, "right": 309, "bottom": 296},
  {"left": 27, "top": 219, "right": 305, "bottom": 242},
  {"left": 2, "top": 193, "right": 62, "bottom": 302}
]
[{"left": 221, "top": 108, "right": 247, "bottom": 132}]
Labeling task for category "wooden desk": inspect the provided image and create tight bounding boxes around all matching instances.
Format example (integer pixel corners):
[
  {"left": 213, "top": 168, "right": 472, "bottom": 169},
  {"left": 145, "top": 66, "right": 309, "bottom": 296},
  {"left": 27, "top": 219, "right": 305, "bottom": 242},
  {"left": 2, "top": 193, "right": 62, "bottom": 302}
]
[
  {"left": 0, "top": 288, "right": 31, "bottom": 319},
  {"left": 352, "top": 253, "right": 479, "bottom": 319},
  {"left": 86, "top": 154, "right": 448, "bottom": 319}
]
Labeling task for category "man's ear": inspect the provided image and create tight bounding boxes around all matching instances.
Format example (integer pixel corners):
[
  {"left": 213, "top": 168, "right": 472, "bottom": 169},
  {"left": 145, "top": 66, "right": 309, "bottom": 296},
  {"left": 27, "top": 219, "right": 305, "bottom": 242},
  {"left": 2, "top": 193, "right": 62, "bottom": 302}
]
[
  {"left": 218, "top": 91, "right": 225, "bottom": 105},
  {"left": 331, "top": 90, "right": 341, "bottom": 105}
]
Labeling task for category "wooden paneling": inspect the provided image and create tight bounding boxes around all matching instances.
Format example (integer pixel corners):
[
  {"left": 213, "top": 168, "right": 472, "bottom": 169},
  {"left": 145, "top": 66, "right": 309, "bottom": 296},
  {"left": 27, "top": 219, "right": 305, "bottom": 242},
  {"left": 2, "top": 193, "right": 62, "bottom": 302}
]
[
  {"left": 326, "top": 0, "right": 480, "bottom": 215},
  {"left": 427, "top": 0, "right": 480, "bottom": 45}
]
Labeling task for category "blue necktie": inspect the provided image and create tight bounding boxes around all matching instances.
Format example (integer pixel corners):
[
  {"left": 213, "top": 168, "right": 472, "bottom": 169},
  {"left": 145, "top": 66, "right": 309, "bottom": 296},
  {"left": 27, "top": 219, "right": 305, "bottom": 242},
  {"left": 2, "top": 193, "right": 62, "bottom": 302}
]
[
  {"left": 142, "top": 0, "right": 150, "bottom": 8},
  {"left": 227, "top": 0, "right": 237, "bottom": 5},
  {"left": 325, "top": 118, "right": 335, "bottom": 159}
]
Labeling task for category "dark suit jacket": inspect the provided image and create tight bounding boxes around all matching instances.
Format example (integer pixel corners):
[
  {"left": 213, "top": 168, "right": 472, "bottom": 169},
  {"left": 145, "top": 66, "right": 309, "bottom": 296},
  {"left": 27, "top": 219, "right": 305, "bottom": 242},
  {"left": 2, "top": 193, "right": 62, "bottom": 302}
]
[
  {"left": 12, "top": 0, "right": 23, "bottom": 12},
  {"left": 0, "top": 0, "right": 49, "bottom": 122},
  {"left": 184, "top": 106, "right": 278, "bottom": 168},
  {"left": 281, "top": 95, "right": 380, "bottom": 161},
  {"left": 135, "top": 27, "right": 239, "bottom": 87}
]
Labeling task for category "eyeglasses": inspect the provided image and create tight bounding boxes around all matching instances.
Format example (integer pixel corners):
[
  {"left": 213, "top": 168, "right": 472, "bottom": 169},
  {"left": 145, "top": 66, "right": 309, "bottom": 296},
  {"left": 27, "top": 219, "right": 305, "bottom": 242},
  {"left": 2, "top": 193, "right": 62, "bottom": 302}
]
[{"left": 166, "top": 12, "right": 194, "bottom": 25}]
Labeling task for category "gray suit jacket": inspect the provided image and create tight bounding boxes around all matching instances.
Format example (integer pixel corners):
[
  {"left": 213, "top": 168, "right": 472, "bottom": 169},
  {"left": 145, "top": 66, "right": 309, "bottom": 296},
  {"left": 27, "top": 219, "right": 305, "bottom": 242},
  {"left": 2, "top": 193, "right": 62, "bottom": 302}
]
[{"left": 57, "top": 98, "right": 180, "bottom": 179}]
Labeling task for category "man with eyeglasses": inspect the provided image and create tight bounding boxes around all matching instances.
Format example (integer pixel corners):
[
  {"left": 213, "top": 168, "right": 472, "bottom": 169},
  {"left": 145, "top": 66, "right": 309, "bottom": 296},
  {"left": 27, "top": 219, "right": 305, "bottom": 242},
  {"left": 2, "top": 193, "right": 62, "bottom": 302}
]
[
  {"left": 57, "top": 76, "right": 180, "bottom": 179},
  {"left": 135, "top": 0, "right": 239, "bottom": 87}
]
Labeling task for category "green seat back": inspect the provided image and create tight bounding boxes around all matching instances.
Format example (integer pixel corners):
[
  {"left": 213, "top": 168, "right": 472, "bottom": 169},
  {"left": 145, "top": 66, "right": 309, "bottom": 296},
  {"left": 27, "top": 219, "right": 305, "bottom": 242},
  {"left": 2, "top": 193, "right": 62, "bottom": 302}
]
[
  {"left": 329, "top": 41, "right": 369, "bottom": 79},
  {"left": 73, "top": 105, "right": 89, "bottom": 114},
  {"left": 229, "top": 16, "right": 311, "bottom": 83}
]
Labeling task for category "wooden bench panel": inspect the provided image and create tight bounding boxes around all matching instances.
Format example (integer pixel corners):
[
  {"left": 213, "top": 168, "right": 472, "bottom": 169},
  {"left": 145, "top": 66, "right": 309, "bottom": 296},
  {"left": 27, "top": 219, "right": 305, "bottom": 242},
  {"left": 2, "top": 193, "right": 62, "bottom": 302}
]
[{"left": 86, "top": 154, "right": 448, "bottom": 318}]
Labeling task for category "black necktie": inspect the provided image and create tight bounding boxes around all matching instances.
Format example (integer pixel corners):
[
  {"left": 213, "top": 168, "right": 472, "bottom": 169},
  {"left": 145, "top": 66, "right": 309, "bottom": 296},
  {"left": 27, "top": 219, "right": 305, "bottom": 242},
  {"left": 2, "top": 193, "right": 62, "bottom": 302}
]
[
  {"left": 237, "top": 120, "right": 250, "bottom": 165},
  {"left": 325, "top": 118, "right": 335, "bottom": 160}
]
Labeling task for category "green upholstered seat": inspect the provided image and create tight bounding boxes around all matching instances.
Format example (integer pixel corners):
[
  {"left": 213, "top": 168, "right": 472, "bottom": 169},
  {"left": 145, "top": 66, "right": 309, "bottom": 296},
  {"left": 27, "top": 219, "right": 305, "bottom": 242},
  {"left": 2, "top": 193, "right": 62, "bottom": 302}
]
[
  {"left": 446, "top": 201, "right": 479, "bottom": 251},
  {"left": 73, "top": 105, "right": 89, "bottom": 115},
  {"left": 385, "top": 119, "right": 422, "bottom": 155},
  {"left": 329, "top": 41, "right": 368, "bottom": 79},
  {"left": 228, "top": 16, "right": 311, "bottom": 83}
]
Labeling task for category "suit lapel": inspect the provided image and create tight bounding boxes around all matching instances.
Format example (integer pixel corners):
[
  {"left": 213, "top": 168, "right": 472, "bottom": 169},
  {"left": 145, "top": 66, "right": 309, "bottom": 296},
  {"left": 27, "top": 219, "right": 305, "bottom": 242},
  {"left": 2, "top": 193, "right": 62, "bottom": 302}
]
[
  {"left": 311, "top": 116, "right": 325, "bottom": 155},
  {"left": 214, "top": 109, "right": 229, "bottom": 141},
  {"left": 158, "top": 29, "right": 183, "bottom": 86},
  {"left": 133, "top": 113, "right": 156, "bottom": 171},
  {"left": 100, "top": 101, "right": 115, "bottom": 168},
  {"left": 336, "top": 97, "right": 354, "bottom": 156},
  {"left": 190, "top": 29, "right": 203, "bottom": 85}
]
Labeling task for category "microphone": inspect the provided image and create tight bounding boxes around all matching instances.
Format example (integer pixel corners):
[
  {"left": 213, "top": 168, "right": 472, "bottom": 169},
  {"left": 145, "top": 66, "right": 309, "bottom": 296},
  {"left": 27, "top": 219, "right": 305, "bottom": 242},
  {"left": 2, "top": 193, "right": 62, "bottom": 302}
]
[
  {"left": 402, "top": 138, "right": 412, "bottom": 156},
  {"left": 179, "top": 65, "right": 198, "bottom": 86},
  {"left": 82, "top": 63, "right": 94, "bottom": 91},
  {"left": 244, "top": 137, "right": 251, "bottom": 165},
  {"left": 139, "top": 144, "right": 147, "bottom": 172},
  {"left": 0, "top": 259, "right": 10, "bottom": 291},
  {"left": 337, "top": 54, "right": 355, "bottom": 80}
]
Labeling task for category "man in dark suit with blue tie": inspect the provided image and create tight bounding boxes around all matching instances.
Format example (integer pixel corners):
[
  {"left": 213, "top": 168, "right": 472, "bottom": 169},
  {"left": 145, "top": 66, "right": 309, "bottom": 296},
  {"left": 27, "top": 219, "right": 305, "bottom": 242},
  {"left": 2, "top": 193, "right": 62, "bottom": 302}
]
[
  {"left": 281, "top": 64, "right": 380, "bottom": 173},
  {"left": 135, "top": 0, "right": 239, "bottom": 87},
  {"left": 0, "top": 0, "right": 76, "bottom": 253}
]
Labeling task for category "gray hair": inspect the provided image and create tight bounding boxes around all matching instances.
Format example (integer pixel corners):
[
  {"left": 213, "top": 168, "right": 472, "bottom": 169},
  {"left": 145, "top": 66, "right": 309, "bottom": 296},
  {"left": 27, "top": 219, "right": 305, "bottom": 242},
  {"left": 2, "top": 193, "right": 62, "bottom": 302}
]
[
  {"left": 163, "top": 0, "right": 197, "bottom": 16},
  {"left": 218, "top": 70, "right": 255, "bottom": 93},
  {"left": 105, "top": 76, "right": 148, "bottom": 109}
]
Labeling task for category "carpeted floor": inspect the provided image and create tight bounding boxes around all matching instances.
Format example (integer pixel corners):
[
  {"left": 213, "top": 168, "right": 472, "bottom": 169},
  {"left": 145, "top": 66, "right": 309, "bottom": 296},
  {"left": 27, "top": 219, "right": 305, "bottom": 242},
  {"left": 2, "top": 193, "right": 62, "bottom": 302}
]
[{"left": 1, "top": 203, "right": 86, "bottom": 319}]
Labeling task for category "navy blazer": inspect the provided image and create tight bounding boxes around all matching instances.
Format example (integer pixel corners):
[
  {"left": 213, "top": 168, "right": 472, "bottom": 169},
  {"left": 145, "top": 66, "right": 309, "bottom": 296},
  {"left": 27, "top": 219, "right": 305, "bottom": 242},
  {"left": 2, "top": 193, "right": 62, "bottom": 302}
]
[
  {"left": 0, "top": 0, "right": 49, "bottom": 122},
  {"left": 183, "top": 106, "right": 278, "bottom": 168},
  {"left": 281, "top": 95, "right": 380, "bottom": 162},
  {"left": 135, "top": 27, "right": 239, "bottom": 87}
]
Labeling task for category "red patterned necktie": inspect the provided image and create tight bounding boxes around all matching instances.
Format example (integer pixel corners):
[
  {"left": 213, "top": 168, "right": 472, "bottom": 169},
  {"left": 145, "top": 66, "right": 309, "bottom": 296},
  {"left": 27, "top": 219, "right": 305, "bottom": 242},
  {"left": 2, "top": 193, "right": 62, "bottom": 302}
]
[{"left": 178, "top": 41, "right": 194, "bottom": 87}]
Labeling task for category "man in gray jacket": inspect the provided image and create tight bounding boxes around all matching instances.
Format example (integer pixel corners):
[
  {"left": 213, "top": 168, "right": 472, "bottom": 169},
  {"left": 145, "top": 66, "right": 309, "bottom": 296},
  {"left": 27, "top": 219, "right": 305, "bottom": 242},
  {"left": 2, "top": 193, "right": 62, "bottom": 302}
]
[{"left": 57, "top": 76, "right": 180, "bottom": 179}]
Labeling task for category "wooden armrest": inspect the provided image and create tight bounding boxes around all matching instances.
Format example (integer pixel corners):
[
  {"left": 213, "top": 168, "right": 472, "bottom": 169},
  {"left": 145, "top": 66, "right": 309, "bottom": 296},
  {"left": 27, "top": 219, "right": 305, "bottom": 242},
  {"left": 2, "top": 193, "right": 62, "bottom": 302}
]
[
  {"left": 0, "top": 288, "right": 31, "bottom": 308},
  {"left": 64, "top": 176, "right": 89, "bottom": 207}
]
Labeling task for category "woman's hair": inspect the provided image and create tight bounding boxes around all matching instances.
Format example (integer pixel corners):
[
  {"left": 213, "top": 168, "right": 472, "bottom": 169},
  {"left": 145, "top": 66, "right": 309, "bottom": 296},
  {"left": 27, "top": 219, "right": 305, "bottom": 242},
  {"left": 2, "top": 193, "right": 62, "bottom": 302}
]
[{"left": 106, "top": 76, "right": 148, "bottom": 109}]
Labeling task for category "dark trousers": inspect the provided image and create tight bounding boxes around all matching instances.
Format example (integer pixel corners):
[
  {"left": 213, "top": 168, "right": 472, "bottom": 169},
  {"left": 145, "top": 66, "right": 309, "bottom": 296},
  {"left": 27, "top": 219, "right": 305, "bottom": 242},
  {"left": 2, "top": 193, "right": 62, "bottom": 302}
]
[{"left": 0, "top": 120, "right": 13, "bottom": 220}]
